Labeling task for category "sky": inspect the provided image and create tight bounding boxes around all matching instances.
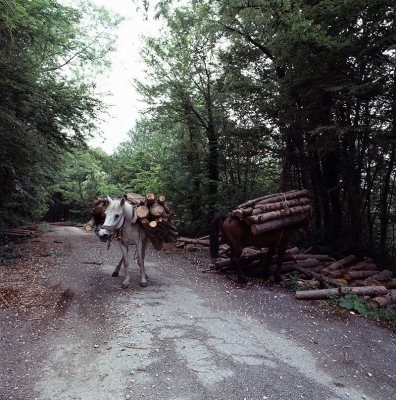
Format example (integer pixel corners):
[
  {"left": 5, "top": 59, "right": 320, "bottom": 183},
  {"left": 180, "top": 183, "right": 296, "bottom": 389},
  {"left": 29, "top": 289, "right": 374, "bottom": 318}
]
[{"left": 87, "top": 0, "right": 160, "bottom": 154}]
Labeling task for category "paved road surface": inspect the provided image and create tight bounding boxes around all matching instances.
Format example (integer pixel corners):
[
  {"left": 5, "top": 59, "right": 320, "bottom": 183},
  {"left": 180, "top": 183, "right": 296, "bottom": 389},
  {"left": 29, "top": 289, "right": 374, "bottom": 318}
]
[{"left": 1, "top": 226, "right": 396, "bottom": 400}]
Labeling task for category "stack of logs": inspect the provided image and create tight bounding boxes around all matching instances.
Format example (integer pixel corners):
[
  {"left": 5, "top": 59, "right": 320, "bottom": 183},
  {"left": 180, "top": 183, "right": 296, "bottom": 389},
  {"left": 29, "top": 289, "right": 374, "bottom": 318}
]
[
  {"left": 134, "top": 193, "right": 178, "bottom": 250},
  {"left": 85, "top": 193, "right": 178, "bottom": 250},
  {"left": 85, "top": 197, "right": 109, "bottom": 233},
  {"left": 4, "top": 224, "right": 40, "bottom": 238},
  {"left": 231, "top": 189, "right": 311, "bottom": 234},
  {"left": 175, "top": 236, "right": 396, "bottom": 310}
]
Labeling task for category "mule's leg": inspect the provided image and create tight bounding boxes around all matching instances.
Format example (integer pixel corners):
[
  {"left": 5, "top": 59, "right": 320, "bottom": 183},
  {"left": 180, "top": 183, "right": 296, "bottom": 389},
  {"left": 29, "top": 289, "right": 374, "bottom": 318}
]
[
  {"left": 136, "top": 236, "right": 149, "bottom": 287},
  {"left": 231, "top": 247, "right": 248, "bottom": 284},
  {"left": 112, "top": 257, "right": 123, "bottom": 277},
  {"left": 274, "top": 244, "right": 288, "bottom": 283},
  {"left": 262, "top": 247, "right": 275, "bottom": 280},
  {"left": 119, "top": 243, "right": 130, "bottom": 288}
]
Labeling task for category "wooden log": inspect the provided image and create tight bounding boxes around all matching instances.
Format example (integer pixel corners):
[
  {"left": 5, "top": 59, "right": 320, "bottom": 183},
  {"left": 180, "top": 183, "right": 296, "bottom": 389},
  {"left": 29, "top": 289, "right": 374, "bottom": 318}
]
[
  {"left": 185, "top": 244, "right": 208, "bottom": 252},
  {"left": 295, "top": 285, "right": 389, "bottom": 300},
  {"left": 251, "top": 198, "right": 311, "bottom": 216},
  {"left": 212, "top": 258, "right": 232, "bottom": 269},
  {"left": 157, "top": 196, "right": 171, "bottom": 214},
  {"left": 364, "top": 270, "right": 394, "bottom": 284},
  {"left": 294, "top": 254, "right": 335, "bottom": 262},
  {"left": 268, "top": 258, "right": 319, "bottom": 274},
  {"left": 343, "top": 270, "right": 379, "bottom": 281},
  {"left": 85, "top": 218, "right": 96, "bottom": 231},
  {"left": 334, "top": 278, "right": 349, "bottom": 286},
  {"left": 5, "top": 232, "right": 29, "bottom": 237},
  {"left": 370, "top": 294, "right": 393, "bottom": 309},
  {"left": 145, "top": 193, "right": 156, "bottom": 205},
  {"left": 320, "top": 255, "right": 356, "bottom": 274},
  {"left": 178, "top": 237, "right": 210, "bottom": 246},
  {"left": 125, "top": 193, "right": 143, "bottom": 205},
  {"left": 156, "top": 217, "right": 178, "bottom": 232},
  {"left": 246, "top": 204, "right": 312, "bottom": 226},
  {"left": 153, "top": 222, "right": 178, "bottom": 239},
  {"left": 343, "top": 261, "right": 377, "bottom": 272},
  {"left": 150, "top": 203, "right": 165, "bottom": 217},
  {"left": 369, "top": 291, "right": 396, "bottom": 308},
  {"left": 292, "top": 265, "right": 345, "bottom": 288},
  {"left": 328, "top": 262, "right": 378, "bottom": 279},
  {"left": 136, "top": 205, "right": 150, "bottom": 219},
  {"left": 237, "top": 189, "right": 309, "bottom": 209},
  {"left": 381, "top": 278, "right": 396, "bottom": 289},
  {"left": 251, "top": 213, "right": 309, "bottom": 235},
  {"left": 232, "top": 207, "right": 254, "bottom": 219},
  {"left": 140, "top": 218, "right": 163, "bottom": 250},
  {"left": 157, "top": 195, "right": 166, "bottom": 204},
  {"left": 327, "top": 270, "right": 345, "bottom": 279},
  {"left": 349, "top": 279, "right": 365, "bottom": 287}
]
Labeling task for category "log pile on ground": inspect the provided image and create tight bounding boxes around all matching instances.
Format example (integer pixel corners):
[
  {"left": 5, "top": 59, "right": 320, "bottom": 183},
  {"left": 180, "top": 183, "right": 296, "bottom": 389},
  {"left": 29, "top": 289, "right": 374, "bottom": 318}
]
[
  {"left": 85, "top": 193, "right": 178, "bottom": 251},
  {"left": 175, "top": 237, "right": 396, "bottom": 310},
  {"left": 231, "top": 189, "right": 311, "bottom": 235},
  {"left": 4, "top": 224, "right": 40, "bottom": 238}
]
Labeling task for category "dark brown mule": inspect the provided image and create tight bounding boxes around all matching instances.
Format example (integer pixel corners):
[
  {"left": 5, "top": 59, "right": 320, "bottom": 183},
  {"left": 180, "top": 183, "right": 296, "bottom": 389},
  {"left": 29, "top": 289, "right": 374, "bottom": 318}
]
[{"left": 210, "top": 213, "right": 310, "bottom": 284}]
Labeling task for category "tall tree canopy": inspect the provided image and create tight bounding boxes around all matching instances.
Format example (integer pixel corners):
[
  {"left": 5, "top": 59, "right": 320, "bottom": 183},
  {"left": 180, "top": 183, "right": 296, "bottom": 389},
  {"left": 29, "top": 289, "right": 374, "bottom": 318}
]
[
  {"left": 2, "top": 0, "right": 396, "bottom": 264},
  {"left": 0, "top": 0, "right": 121, "bottom": 226},
  {"left": 116, "top": 0, "right": 396, "bottom": 257}
]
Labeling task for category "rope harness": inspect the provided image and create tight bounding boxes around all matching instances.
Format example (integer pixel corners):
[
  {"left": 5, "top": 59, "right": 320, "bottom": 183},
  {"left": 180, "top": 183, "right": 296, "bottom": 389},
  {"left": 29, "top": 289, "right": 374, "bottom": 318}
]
[{"left": 103, "top": 206, "right": 141, "bottom": 260}]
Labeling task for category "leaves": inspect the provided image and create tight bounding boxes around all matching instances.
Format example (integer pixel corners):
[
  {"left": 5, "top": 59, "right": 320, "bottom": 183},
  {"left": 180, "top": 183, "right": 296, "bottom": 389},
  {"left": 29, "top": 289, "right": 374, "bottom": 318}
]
[{"left": 0, "top": 0, "right": 121, "bottom": 223}]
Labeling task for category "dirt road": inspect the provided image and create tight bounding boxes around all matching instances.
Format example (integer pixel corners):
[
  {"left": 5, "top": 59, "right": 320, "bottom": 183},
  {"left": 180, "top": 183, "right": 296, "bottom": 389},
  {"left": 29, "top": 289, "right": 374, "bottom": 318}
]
[{"left": 1, "top": 225, "right": 396, "bottom": 400}]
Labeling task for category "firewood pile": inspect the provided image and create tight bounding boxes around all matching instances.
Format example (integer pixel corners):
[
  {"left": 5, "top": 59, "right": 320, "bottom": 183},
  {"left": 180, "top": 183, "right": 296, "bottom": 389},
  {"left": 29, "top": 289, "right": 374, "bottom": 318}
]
[
  {"left": 4, "top": 224, "right": 40, "bottom": 238},
  {"left": 134, "top": 193, "right": 178, "bottom": 250},
  {"left": 176, "top": 234, "right": 396, "bottom": 309},
  {"left": 231, "top": 189, "right": 311, "bottom": 234},
  {"left": 86, "top": 193, "right": 178, "bottom": 251}
]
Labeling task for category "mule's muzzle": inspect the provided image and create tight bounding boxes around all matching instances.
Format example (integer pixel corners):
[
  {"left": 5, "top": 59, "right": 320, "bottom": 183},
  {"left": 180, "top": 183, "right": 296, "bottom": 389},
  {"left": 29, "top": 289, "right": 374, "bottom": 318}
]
[{"left": 98, "top": 229, "right": 111, "bottom": 242}]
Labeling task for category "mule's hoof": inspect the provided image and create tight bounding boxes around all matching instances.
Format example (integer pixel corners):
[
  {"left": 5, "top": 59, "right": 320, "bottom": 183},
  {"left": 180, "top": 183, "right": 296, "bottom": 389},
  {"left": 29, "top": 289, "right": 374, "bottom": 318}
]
[
  {"left": 112, "top": 272, "right": 119, "bottom": 277},
  {"left": 140, "top": 281, "right": 148, "bottom": 288},
  {"left": 121, "top": 283, "right": 129, "bottom": 289}
]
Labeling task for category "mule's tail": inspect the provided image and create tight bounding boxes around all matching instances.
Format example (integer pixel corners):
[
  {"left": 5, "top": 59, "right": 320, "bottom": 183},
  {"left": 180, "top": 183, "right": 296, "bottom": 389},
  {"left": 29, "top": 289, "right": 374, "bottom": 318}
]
[{"left": 209, "top": 213, "right": 229, "bottom": 259}]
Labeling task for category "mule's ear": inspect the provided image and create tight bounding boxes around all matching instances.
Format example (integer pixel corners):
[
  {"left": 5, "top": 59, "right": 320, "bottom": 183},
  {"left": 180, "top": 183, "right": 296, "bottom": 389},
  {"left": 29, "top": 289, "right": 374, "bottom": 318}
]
[
  {"left": 107, "top": 195, "right": 113, "bottom": 203},
  {"left": 120, "top": 196, "right": 125, "bottom": 206}
]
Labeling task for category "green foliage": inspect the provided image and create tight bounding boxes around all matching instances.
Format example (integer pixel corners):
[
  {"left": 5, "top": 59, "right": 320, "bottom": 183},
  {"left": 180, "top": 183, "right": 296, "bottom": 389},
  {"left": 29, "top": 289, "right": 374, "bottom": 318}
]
[
  {"left": 38, "top": 222, "right": 53, "bottom": 232},
  {"left": 3, "top": 0, "right": 396, "bottom": 265},
  {"left": 0, "top": 0, "right": 121, "bottom": 227},
  {"left": 329, "top": 293, "right": 396, "bottom": 322}
]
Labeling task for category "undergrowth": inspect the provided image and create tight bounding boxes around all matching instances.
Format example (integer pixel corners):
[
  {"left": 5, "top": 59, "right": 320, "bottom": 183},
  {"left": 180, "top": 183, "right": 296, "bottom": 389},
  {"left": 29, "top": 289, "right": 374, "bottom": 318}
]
[{"left": 328, "top": 293, "right": 396, "bottom": 322}]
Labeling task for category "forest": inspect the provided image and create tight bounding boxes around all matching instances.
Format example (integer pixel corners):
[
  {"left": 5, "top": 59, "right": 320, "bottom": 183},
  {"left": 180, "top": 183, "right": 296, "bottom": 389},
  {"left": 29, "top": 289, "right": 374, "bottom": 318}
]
[{"left": 1, "top": 0, "right": 396, "bottom": 266}]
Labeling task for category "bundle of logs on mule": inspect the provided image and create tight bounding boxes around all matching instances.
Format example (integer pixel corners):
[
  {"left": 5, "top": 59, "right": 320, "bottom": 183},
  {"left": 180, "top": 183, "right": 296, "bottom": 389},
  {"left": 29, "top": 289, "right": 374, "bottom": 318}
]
[
  {"left": 175, "top": 236, "right": 396, "bottom": 310},
  {"left": 85, "top": 197, "right": 109, "bottom": 233},
  {"left": 134, "top": 193, "right": 178, "bottom": 251},
  {"left": 231, "top": 189, "right": 311, "bottom": 234},
  {"left": 85, "top": 193, "right": 178, "bottom": 251}
]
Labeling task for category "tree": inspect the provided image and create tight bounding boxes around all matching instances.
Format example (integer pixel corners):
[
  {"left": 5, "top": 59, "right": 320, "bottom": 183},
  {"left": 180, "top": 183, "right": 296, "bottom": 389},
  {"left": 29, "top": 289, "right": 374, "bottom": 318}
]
[{"left": 0, "top": 0, "right": 122, "bottom": 225}]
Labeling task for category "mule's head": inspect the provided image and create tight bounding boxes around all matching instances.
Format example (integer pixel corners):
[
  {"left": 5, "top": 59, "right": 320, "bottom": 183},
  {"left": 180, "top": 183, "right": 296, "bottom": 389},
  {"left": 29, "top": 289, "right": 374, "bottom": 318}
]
[{"left": 98, "top": 196, "right": 126, "bottom": 242}]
